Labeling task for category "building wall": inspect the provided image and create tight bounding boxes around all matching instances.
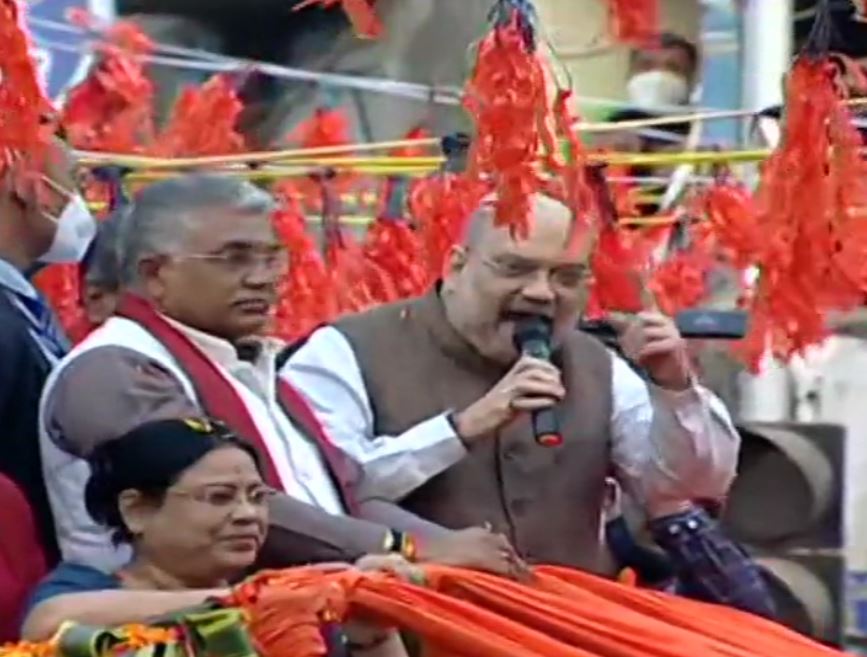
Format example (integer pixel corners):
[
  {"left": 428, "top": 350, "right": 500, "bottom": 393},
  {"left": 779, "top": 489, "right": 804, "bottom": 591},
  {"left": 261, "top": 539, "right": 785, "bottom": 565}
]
[
  {"left": 263, "top": 0, "right": 704, "bottom": 141},
  {"left": 537, "top": 0, "right": 701, "bottom": 118}
]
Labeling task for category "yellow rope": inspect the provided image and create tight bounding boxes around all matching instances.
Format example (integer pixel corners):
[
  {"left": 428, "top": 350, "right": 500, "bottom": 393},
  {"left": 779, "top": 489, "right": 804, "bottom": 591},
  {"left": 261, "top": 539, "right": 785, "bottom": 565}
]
[
  {"left": 106, "top": 149, "right": 769, "bottom": 181},
  {"left": 77, "top": 139, "right": 441, "bottom": 169},
  {"left": 74, "top": 94, "right": 867, "bottom": 172},
  {"left": 124, "top": 165, "right": 435, "bottom": 182}
]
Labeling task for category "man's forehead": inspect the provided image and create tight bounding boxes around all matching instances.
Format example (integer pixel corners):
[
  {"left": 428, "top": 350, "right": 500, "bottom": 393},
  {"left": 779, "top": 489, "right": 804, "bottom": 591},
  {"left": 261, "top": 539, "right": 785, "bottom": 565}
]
[
  {"left": 183, "top": 206, "right": 276, "bottom": 246},
  {"left": 473, "top": 202, "right": 594, "bottom": 262}
]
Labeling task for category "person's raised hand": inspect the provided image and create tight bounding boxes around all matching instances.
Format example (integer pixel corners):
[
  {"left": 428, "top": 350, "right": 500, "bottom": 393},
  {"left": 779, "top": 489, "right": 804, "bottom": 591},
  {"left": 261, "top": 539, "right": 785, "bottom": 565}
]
[{"left": 609, "top": 311, "right": 693, "bottom": 391}]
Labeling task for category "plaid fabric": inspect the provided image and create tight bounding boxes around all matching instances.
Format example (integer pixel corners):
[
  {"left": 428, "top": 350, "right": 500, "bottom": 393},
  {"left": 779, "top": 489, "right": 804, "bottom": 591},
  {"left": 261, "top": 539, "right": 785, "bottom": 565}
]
[{"left": 649, "top": 507, "right": 777, "bottom": 620}]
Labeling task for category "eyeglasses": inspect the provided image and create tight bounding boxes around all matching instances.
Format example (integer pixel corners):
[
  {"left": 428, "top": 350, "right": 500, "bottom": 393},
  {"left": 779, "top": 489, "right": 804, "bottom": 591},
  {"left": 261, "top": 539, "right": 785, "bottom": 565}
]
[
  {"left": 483, "top": 255, "right": 592, "bottom": 289},
  {"left": 168, "top": 484, "right": 276, "bottom": 509},
  {"left": 173, "top": 247, "right": 289, "bottom": 276}
]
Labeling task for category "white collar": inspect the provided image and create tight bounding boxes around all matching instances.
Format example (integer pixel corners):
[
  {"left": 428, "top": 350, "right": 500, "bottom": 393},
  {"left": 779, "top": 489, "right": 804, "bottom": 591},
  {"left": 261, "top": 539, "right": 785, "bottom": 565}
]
[
  {"left": 0, "top": 258, "right": 38, "bottom": 299},
  {"left": 162, "top": 315, "right": 283, "bottom": 371}
]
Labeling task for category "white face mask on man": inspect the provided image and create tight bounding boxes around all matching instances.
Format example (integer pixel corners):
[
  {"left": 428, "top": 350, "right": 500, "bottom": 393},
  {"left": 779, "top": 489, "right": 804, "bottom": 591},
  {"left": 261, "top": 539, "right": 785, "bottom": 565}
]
[
  {"left": 38, "top": 180, "right": 98, "bottom": 264},
  {"left": 627, "top": 70, "right": 691, "bottom": 110}
]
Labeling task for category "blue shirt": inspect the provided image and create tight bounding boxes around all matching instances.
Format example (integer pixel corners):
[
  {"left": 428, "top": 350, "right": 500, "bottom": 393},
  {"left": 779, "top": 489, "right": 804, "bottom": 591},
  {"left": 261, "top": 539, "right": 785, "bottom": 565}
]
[{"left": 27, "top": 562, "right": 120, "bottom": 612}]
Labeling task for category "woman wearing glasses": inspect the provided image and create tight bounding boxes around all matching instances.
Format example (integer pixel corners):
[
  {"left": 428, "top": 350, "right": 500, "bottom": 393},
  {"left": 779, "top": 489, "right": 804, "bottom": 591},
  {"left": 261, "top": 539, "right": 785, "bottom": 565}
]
[{"left": 22, "top": 417, "right": 413, "bottom": 657}]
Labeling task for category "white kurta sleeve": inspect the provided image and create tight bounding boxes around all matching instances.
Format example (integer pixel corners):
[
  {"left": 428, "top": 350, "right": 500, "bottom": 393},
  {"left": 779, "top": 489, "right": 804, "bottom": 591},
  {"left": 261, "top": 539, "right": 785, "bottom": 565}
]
[
  {"left": 608, "top": 352, "right": 741, "bottom": 516},
  {"left": 282, "top": 327, "right": 467, "bottom": 501}
]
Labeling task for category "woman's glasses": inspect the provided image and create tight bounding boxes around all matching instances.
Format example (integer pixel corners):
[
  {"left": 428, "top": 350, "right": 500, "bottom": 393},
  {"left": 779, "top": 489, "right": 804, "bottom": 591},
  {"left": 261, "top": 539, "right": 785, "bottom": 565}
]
[{"left": 168, "top": 483, "right": 276, "bottom": 509}]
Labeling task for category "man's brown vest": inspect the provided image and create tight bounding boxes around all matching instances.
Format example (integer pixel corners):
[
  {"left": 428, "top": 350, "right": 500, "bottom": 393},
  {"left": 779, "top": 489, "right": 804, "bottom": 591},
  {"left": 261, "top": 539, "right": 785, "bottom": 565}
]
[{"left": 335, "top": 290, "right": 616, "bottom": 574}]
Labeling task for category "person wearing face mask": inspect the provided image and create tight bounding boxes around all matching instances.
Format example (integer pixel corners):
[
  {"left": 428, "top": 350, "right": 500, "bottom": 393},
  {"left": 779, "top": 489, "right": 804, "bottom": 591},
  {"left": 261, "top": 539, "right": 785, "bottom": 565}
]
[
  {"left": 0, "top": 137, "right": 97, "bottom": 571},
  {"left": 625, "top": 32, "right": 699, "bottom": 111},
  {"left": 284, "top": 194, "right": 741, "bottom": 574}
]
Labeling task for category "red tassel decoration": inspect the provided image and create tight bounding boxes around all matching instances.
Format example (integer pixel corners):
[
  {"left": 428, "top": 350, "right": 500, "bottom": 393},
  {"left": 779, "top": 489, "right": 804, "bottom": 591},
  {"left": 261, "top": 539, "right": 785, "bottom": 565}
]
[
  {"left": 271, "top": 182, "right": 337, "bottom": 341},
  {"left": 606, "top": 0, "right": 660, "bottom": 46},
  {"left": 691, "top": 176, "right": 761, "bottom": 271},
  {"left": 409, "top": 173, "right": 492, "bottom": 281},
  {"left": 550, "top": 91, "right": 597, "bottom": 228},
  {"left": 741, "top": 54, "right": 867, "bottom": 369},
  {"left": 293, "top": 0, "right": 383, "bottom": 39},
  {"left": 363, "top": 177, "right": 430, "bottom": 301},
  {"left": 585, "top": 166, "right": 649, "bottom": 316},
  {"left": 649, "top": 222, "right": 716, "bottom": 315},
  {"left": 595, "top": 156, "right": 640, "bottom": 219},
  {"left": 0, "top": 0, "right": 54, "bottom": 164},
  {"left": 463, "top": 8, "right": 547, "bottom": 237},
  {"left": 60, "top": 17, "right": 154, "bottom": 153},
  {"left": 32, "top": 266, "right": 84, "bottom": 336},
  {"left": 288, "top": 106, "right": 356, "bottom": 210},
  {"left": 151, "top": 74, "right": 246, "bottom": 156},
  {"left": 290, "top": 106, "right": 352, "bottom": 151},
  {"left": 318, "top": 174, "right": 384, "bottom": 313},
  {"left": 390, "top": 126, "right": 432, "bottom": 158},
  {"left": 587, "top": 225, "right": 650, "bottom": 317}
]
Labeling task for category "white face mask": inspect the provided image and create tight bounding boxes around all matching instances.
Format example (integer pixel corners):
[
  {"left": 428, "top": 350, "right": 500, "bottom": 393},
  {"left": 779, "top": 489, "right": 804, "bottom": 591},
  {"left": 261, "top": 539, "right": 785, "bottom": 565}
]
[
  {"left": 627, "top": 70, "right": 691, "bottom": 109},
  {"left": 40, "top": 193, "right": 98, "bottom": 264}
]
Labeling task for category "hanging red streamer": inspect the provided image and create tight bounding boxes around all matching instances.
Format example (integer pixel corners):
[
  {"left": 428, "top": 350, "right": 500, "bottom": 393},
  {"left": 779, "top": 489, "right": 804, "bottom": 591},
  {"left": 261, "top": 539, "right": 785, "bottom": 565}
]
[
  {"left": 549, "top": 91, "right": 597, "bottom": 230},
  {"left": 739, "top": 55, "right": 867, "bottom": 370},
  {"left": 409, "top": 173, "right": 492, "bottom": 281},
  {"left": 60, "top": 17, "right": 155, "bottom": 153},
  {"left": 606, "top": 0, "right": 660, "bottom": 46},
  {"left": 293, "top": 0, "right": 383, "bottom": 39},
  {"left": 587, "top": 225, "right": 651, "bottom": 317},
  {"left": 0, "top": 0, "right": 54, "bottom": 162},
  {"left": 151, "top": 74, "right": 247, "bottom": 157},
  {"left": 691, "top": 176, "right": 761, "bottom": 271},
  {"left": 288, "top": 106, "right": 356, "bottom": 210},
  {"left": 649, "top": 223, "right": 716, "bottom": 316},
  {"left": 271, "top": 182, "right": 337, "bottom": 341},
  {"left": 463, "top": 10, "right": 548, "bottom": 237},
  {"left": 362, "top": 178, "right": 430, "bottom": 301}
]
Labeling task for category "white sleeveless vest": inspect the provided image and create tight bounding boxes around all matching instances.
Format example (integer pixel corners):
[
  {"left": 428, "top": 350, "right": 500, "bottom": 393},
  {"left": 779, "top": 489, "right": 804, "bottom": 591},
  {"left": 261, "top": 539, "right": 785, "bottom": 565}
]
[{"left": 38, "top": 317, "right": 343, "bottom": 572}]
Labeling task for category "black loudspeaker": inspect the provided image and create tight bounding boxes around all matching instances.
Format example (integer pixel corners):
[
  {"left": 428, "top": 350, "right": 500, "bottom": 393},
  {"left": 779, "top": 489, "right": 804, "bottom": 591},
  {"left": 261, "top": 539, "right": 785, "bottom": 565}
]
[{"left": 723, "top": 423, "right": 846, "bottom": 646}]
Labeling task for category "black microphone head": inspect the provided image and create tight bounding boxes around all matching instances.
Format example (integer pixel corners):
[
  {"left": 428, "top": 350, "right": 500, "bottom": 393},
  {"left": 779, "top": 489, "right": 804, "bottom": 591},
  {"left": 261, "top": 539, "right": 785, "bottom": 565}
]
[{"left": 513, "top": 315, "right": 553, "bottom": 354}]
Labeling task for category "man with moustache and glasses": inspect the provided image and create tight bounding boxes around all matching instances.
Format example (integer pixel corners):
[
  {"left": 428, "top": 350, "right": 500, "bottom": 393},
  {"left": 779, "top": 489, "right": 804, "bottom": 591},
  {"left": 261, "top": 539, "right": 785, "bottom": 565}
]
[{"left": 285, "top": 193, "right": 742, "bottom": 575}]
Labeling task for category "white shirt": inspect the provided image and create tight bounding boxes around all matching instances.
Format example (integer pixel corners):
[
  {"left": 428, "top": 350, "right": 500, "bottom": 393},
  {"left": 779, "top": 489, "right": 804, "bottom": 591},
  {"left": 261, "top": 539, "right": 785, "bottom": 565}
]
[
  {"left": 164, "top": 318, "right": 345, "bottom": 516},
  {"left": 283, "top": 326, "right": 741, "bottom": 517}
]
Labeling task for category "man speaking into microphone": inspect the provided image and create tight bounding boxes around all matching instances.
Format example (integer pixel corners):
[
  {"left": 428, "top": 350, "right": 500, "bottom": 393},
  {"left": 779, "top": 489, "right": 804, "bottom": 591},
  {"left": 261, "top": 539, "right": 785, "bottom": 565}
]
[{"left": 284, "top": 193, "right": 741, "bottom": 575}]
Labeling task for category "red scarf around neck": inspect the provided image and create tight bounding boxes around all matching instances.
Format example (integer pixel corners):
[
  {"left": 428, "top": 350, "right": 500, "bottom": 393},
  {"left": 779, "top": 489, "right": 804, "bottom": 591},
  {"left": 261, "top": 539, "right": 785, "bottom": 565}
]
[{"left": 116, "top": 293, "right": 358, "bottom": 514}]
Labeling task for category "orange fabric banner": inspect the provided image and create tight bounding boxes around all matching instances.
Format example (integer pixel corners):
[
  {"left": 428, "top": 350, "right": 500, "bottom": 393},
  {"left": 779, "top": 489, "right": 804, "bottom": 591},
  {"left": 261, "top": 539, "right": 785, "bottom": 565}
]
[{"left": 228, "top": 565, "right": 846, "bottom": 657}]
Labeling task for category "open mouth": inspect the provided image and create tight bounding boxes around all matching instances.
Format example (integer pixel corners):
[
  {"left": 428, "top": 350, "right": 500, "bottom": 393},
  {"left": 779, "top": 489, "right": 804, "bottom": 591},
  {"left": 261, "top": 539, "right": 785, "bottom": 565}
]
[
  {"left": 500, "top": 310, "right": 554, "bottom": 324},
  {"left": 233, "top": 299, "right": 271, "bottom": 314}
]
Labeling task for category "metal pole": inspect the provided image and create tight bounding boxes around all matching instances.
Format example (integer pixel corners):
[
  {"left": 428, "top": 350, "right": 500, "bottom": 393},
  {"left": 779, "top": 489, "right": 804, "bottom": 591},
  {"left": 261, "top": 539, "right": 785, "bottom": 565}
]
[
  {"left": 736, "top": 0, "right": 794, "bottom": 423},
  {"left": 741, "top": 0, "right": 793, "bottom": 115}
]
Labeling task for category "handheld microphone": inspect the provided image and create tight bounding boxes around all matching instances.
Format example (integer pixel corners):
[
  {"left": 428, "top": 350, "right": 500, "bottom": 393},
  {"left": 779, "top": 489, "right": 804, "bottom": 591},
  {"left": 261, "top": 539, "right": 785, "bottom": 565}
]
[{"left": 513, "top": 316, "right": 563, "bottom": 448}]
